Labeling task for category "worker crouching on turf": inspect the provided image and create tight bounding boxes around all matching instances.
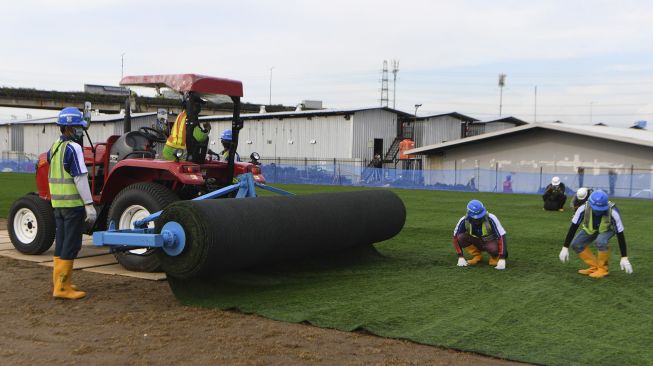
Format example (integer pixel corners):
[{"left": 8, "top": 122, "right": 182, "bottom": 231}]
[
  {"left": 48, "top": 107, "right": 97, "bottom": 299},
  {"left": 453, "top": 200, "right": 508, "bottom": 270},
  {"left": 559, "top": 190, "right": 633, "bottom": 278},
  {"left": 570, "top": 187, "right": 592, "bottom": 212},
  {"left": 543, "top": 176, "right": 567, "bottom": 211}
]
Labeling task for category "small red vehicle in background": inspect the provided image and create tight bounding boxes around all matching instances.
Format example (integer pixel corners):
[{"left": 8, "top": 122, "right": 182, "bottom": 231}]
[{"left": 9, "top": 74, "right": 264, "bottom": 271}]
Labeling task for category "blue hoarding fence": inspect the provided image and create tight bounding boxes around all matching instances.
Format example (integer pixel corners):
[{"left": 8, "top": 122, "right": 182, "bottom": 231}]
[
  {"left": 4, "top": 156, "right": 651, "bottom": 199},
  {"left": 261, "top": 162, "right": 653, "bottom": 199}
]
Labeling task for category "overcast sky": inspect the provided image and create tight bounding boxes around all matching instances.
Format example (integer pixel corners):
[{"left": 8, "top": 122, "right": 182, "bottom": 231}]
[{"left": 2, "top": 0, "right": 652, "bottom": 126}]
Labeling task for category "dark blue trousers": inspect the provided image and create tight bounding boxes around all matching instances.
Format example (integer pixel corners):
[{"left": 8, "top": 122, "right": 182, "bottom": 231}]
[{"left": 53, "top": 207, "right": 84, "bottom": 260}]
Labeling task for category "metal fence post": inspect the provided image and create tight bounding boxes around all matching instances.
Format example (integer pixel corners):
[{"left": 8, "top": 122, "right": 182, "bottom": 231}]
[
  {"left": 495, "top": 163, "right": 499, "bottom": 192},
  {"left": 539, "top": 166, "right": 543, "bottom": 191},
  {"left": 629, "top": 164, "right": 634, "bottom": 197}
]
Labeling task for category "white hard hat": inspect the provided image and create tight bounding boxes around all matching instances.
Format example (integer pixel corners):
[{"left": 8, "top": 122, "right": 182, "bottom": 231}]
[
  {"left": 551, "top": 176, "right": 560, "bottom": 186},
  {"left": 576, "top": 187, "right": 589, "bottom": 200}
]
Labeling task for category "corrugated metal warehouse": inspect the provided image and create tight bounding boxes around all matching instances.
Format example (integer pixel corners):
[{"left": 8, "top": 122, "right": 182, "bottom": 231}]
[
  {"left": 200, "top": 108, "right": 523, "bottom": 165},
  {"left": 0, "top": 107, "right": 526, "bottom": 168},
  {"left": 0, "top": 113, "right": 157, "bottom": 159},
  {"left": 200, "top": 107, "right": 413, "bottom": 163},
  {"left": 413, "top": 114, "right": 526, "bottom": 147}
]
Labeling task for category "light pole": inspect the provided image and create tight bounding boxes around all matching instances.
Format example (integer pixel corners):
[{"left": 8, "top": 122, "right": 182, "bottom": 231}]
[
  {"left": 269, "top": 66, "right": 275, "bottom": 105},
  {"left": 121, "top": 53, "right": 126, "bottom": 79},
  {"left": 498, "top": 73, "right": 506, "bottom": 117},
  {"left": 414, "top": 103, "right": 422, "bottom": 122}
]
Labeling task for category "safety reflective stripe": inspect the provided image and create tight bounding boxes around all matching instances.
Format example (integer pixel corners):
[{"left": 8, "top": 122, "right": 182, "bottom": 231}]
[
  {"left": 50, "top": 194, "right": 82, "bottom": 200},
  {"left": 166, "top": 111, "right": 187, "bottom": 149},
  {"left": 582, "top": 202, "right": 614, "bottom": 234},
  {"left": 48, "top": 139, "right": 84, "bottom": 208},
  {"left": 48, "top": 177, "right": 74, "bottom": 184}
]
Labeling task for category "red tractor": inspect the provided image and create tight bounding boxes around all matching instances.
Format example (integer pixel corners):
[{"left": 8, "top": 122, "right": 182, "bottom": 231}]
[{"left": 8, "top": 74, "right": 264, "bottom": 271}]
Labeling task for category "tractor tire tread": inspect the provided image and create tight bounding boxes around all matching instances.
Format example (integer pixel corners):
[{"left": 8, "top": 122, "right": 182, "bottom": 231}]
[
  {"left": 8, "top": 194, "right": 55, "bottom": 255},
  {"left": 108, "top": 182, "right": 178, "bottom": 272}
]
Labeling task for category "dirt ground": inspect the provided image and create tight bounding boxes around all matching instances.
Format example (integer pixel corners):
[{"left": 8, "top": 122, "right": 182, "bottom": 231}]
[{"left": 0, "top": 219, "right": 526, "bottom": 365}]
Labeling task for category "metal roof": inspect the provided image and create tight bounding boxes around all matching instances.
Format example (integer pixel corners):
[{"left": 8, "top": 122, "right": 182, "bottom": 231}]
[
  {"left": 200, "top": 106, "right": 414, "bottom": 121},
  {"left": 407, "top": 122, "right": 653, "bottom": 155},
  {"left": 471, "top": 116, "right": 528, "bottom": 125},
  {"left": 0, "top": 112, "right": 156, "bottom": 126},
  {"left": 417, "top": 112, "right": 478, "bottom": 122}
]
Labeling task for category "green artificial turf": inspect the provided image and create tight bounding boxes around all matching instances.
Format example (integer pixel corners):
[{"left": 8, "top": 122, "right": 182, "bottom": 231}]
[
  {"left": 170, "top": 184, "right": 653, "bottom": 366},
  {"left": 0, "top": 173, "right": 37, "bottom": 218}
]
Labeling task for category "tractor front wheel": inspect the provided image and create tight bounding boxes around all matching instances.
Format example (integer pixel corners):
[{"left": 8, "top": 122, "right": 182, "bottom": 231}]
[
  {"left": 107, "top": 183, "right": 178, "bottom": 272},
  {"left": 8, "top": 194, "right": 55, "bottom": 254}
]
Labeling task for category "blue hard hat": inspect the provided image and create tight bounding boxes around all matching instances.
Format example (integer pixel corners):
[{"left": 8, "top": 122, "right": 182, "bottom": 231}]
[
  {"left": 57, "top": 107, "right": 87, "bottom": 127},
  {"left": 221, "top": 129, "right": 232, "bottom": 141},
  {"left": 589, "top": 190, "right": 609, "bottom": 211},
  {"left": 467, "top": 199, "right": 487, "bottom": 219}
]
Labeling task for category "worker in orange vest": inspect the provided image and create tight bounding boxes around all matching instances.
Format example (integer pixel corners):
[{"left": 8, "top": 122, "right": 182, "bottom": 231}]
[{"left": 162, "top": 110, "right": 211, "bottom": 161}]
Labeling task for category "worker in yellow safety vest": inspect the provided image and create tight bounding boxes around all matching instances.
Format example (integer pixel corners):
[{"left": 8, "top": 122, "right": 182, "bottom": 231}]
[
  {"left": 47, "top": 107, "right": 97, "bottom": 300},
  {"left": 559, "top": 190, "right": 633, "bottom": 278},
  {"left": 162, "top": 110, "right": 212, "bottom": 161}
]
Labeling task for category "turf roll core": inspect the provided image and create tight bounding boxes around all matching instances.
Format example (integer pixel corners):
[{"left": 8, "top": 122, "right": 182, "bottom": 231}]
[{"left": 157, "top": 190, "right": 405, "bottom": 279}]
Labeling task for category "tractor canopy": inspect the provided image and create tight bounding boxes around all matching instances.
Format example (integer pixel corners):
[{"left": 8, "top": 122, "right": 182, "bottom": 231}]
[{"left": 120, "top": 74, "right": 243, "bottom": 98}]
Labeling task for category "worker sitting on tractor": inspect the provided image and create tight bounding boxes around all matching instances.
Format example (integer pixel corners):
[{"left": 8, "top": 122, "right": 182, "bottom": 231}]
[
  {"left": 543, "top": 176, "right": 567, "bottom": 211},
  {"left": 559, "top": 190, "right": 633, "bottom": 278},
  {"left": 48, "top": 107, "right": 97, "bottom": 300},
  {"left": 219, "top": 129, "right": 241, "bottom": 162},
  {"left": 453, "top": 200, "right": 508, "bottom": 270},
  {"left": 162, "top": 93, "right": 212, "bottom": 162}
]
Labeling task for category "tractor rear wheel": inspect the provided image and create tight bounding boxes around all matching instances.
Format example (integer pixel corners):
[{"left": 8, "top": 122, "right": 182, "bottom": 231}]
[
  {"left": 107, "top": 182, "right": 178, "bottom": 272},
  {"left": 8, "top": 194, "right": 55, "bottom": 254}
]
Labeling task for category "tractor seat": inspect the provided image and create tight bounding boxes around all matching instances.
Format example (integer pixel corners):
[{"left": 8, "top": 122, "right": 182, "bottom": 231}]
[{"left": 109, "top": 131, "right": 156, "bottom": 162}]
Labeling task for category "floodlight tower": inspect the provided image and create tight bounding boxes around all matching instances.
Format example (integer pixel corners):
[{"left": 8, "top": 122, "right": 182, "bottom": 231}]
[
  {"left": 380, "top": 60, "right": 389, "bottom": 107},
  {"left": 498, "top": 73, "right": 506, "bottom": 117}
]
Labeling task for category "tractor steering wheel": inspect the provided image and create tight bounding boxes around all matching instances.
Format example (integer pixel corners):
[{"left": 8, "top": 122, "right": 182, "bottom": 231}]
[{"left": 138, "top": 127, "right": 167, "bottom": 143}]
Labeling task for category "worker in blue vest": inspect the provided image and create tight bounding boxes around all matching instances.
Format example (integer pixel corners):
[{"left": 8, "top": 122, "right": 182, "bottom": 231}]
[
  {"left": 558, "top": 190, "right": 632, "bottom": 278},
  {"left": 453, "top": 200, "right": 508, "bottom": 270},
  {"left": 47, "top": 107, "right": 97, "bottom": 299}
]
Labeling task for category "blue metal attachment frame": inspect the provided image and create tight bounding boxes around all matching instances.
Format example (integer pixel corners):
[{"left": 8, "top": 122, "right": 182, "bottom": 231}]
[{"left": 92, "top": 173, "right": 294, "bottom": 255}]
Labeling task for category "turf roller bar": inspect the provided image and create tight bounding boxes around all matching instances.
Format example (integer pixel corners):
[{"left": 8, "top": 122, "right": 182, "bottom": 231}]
[{"left": 157, "top": 190, "right": 406, "bottom": 279}]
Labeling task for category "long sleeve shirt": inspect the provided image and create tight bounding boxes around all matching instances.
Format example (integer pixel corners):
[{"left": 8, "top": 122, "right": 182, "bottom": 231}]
[
  {"left": 563, "top": 204, "right": 628, "bottom": 256},
  {"left": 453, "top": 213, "right": 508, "bottom": 258}
]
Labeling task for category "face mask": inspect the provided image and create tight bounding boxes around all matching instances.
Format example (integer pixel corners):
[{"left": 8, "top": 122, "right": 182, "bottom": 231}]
[{"left": 73, "top": 127, "right": 85, "bottom": 140}]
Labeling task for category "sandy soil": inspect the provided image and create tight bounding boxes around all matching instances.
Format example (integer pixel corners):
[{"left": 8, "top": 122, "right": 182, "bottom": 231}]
[{"left": 0, "top": 246, "right": 527, "bottom": 365}]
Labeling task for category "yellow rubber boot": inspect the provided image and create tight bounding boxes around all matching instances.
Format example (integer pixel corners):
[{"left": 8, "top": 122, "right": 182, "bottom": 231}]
[
  {"left": 53, "top": 259, "right": 86, "bottom": 300},
  {"left": 488, "top": 256, "right": 499, "bottom": 266},
  {"left": 589, "top": 251, "right": 610, "bottom": 279},
  {"left": 53, "top": 257, "right": 78, "bottom": 290},
  {"left": 577, "top": 247, "right": 598, "bottom": 275},
  {"left": 464, "top": 245, "right": 482, "bottom": 265},
  {"left": 52, "top": 257, "right": 59, "bottom": 286}
]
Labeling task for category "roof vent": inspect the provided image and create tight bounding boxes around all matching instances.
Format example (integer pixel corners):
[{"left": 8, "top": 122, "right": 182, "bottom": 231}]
[
  {"left": 631, "top": 120, "right": 647, "bottom": 129},
  {"left": 259, "top": 105, "right": 266, "bottom": 113},
  {"left": 295, "top": 103, "right": 304, "bottom": 112}
]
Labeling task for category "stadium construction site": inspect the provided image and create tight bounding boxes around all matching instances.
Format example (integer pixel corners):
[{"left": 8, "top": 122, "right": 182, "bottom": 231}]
[{"left": 1, "top": 74, "right": 652, "bottom": 366}]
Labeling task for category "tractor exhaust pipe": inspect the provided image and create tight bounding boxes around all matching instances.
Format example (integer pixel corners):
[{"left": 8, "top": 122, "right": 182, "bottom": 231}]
[{"left": 123, "top": 97, "right": 132, "bottom": 133}]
